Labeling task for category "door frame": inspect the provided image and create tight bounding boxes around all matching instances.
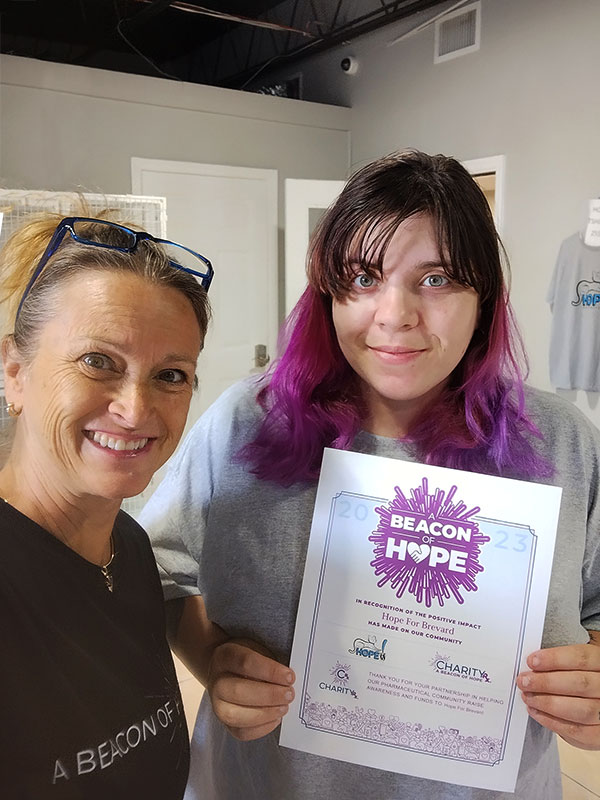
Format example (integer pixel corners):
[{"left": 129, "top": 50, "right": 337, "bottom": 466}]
[
  {"left": 131, "top": 157, "right": 279, "bottom": 357},
  {"left": 462, "top": 155, "right": 506, "bottom": 235},
  {"left": 284, "top": 178, "right": 345, "bottom": 316}
]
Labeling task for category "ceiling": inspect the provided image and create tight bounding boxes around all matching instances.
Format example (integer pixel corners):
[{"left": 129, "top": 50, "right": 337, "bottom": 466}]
[{"left": 1, "top": 0, "right": 455, "bottom": 93}]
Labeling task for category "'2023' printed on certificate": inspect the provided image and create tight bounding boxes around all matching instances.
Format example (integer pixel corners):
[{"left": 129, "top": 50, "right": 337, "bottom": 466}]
[{"left": 280, "top": 448, "right": 562, "bottom": 792}]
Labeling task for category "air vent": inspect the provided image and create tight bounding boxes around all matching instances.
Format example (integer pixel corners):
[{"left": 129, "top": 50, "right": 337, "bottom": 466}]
[{"left": 434, "top": 2, "right": 480, "bottom": 63}]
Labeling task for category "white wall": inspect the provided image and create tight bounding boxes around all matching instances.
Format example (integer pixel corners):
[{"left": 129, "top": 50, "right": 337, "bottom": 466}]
[
  {"left": 264, "top": 0, "right": 600, "bottom": 425},
  {"left": 0, "top": 54, "right": 351, "bottom": 328},
  {"left": 0, "top": 54, "right": 351, "bottom": 239}
]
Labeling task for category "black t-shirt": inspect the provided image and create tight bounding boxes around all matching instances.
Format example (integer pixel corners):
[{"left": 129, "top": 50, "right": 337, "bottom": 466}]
[{"left": 0, "top": 503, "right": 190, "bottom": 799}]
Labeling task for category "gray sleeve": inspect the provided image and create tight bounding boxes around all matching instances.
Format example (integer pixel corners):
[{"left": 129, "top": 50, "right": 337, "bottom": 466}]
[
  {"left": 526, "top": 388, "right": 600, "bottom": 642},
  {"left": 139, "top": 380, "right": 257, "bottom": 601},
  {"left": 138, "top": 418, "right": 212, "bottom": 601},
  {"left": 582, "top": 431, "right": 600, "bottom": 632}
]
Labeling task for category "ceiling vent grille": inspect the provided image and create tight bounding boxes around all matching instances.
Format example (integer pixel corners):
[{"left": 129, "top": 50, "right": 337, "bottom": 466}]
[{"left": 435, "top": 2, "right": 481, "bottom": 64}]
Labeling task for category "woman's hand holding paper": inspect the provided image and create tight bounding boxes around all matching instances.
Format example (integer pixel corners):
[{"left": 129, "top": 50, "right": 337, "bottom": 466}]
[
  {"left": 518, "top": 632, "right": 600, "bottom": 750},
  {"left": 207, "top": 638, "right": 296, "bottom": 741}
]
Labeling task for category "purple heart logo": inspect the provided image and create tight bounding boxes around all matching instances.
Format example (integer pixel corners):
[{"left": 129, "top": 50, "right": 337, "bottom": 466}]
[{"left": 370, "top": 477, "right": 490, "bottom": 608}]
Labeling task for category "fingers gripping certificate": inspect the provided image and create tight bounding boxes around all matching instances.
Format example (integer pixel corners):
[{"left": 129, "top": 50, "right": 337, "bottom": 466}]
[{"left": 280, "top": 449, "right": 561, "bottom": 791}]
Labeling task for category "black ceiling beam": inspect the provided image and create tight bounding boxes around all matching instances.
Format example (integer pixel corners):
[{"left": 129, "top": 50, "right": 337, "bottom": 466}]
[
  {"left": 68, "top": 0, "right": 174, "bottom": 66},
  {"left": 221, "top": 0, "right": 449, "bottom": 89},
  {"left": 124, "top": 0, "right": 174, "bottom": 29}
]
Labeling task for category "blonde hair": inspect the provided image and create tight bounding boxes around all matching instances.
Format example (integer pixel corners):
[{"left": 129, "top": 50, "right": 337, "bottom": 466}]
[
  {"left": 0, "top": 212, "right": 211, "bottom": 362},
  {"left": 0, "top": 213, "right": 65, "bottom": 336}
]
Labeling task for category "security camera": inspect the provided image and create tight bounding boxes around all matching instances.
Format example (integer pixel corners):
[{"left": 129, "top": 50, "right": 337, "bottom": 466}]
[{"left": 340, "top": 56, "right": 358, "bottom": 75}]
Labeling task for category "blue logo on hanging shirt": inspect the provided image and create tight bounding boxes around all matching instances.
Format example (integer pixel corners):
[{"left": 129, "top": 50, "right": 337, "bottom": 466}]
[{"left": 572, "top": 273, "right": 600, "bottom": 307}]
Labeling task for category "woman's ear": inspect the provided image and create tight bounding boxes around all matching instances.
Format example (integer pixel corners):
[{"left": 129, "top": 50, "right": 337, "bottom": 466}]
[{"left": 2, "top": 335, "right": 25, "bottom": 409}]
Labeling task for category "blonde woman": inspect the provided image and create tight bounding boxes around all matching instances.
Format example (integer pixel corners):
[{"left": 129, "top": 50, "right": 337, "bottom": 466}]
[{"left": 0, "top": 216, "right": 213, "bottom": 799}]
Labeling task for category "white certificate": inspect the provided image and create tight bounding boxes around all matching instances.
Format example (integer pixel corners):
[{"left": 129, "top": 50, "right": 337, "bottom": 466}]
[{"left": 280, "top": 448, "right": 562, "bottom": 792}]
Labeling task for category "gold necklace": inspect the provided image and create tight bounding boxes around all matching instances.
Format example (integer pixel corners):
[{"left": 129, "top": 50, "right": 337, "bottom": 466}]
[
  {"left": 2, "top": 497, "right": 115, "bottom": 592},
  {"left": 100, "top": 535, "right": 115, "bottom": 593}
]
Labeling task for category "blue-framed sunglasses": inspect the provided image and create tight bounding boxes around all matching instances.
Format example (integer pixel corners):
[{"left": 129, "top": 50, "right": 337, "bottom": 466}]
[{"left": 17, "top": 217, "right": 214, "bottom": 318}]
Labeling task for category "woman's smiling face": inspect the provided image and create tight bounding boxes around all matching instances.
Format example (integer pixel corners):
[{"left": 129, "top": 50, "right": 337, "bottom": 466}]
[
  {"left": 4, "top": 270, "right": 202, "bottom": 503},
  {"left": 332, "top": 214, "right": 479, "bottom": 436}
]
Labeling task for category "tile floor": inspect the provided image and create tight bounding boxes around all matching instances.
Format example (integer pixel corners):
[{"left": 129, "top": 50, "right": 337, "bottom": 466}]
[
  {"left": 558, "top": 739, "right": 600, "bottom": 800},
  {"left": 175, "top": 657, "right": 600, "bottom": 798}
]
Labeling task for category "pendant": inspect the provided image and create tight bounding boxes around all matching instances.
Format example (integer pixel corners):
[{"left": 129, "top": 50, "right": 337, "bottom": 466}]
[{"left": 101, "top": 565, "right": 114, "bottom": 592}]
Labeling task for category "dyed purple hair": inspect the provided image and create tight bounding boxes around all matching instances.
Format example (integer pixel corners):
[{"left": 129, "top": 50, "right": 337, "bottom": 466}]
[{"left": 243, "top": 150, "right": 550, "bottom": 485}]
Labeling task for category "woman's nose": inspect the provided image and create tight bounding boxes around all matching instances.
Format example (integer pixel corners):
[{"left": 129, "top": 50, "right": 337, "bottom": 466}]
[
  {"left": 109, "top": 382, "right": 152, "bottom": 428},
  {"left": 374, "top": 286, "right": 419, "bottom": 330}
]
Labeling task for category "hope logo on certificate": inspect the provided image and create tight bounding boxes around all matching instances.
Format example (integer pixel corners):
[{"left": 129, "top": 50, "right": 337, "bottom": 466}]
[{"left": 371, "top": 478, "right": 489, "bottom": 606}]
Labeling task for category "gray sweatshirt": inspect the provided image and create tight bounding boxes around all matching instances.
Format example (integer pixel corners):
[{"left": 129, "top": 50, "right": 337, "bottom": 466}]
[{"left": 140, "top": 379, "right": 600, "bottom": 800}]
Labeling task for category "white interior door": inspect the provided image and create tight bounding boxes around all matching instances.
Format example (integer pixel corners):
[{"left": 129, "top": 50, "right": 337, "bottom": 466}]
[
  {"left": 285, "top": 178, "right": 345, "bottom": 315},
  {"left": 132, "top": 158, "right": 278, "bottom": 433}
]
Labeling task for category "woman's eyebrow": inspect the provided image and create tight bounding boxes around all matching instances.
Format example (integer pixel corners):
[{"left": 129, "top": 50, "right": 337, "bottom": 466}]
[
  {"left": 345, "top": 258, "right": 379, "bottom": 271},
  {"left": 415, "top": 260, "right": 447, "bottom": 271},
  {"left": 160, "top": 354, "right": 198, "bottom": 367},
  {"left": 343, "top": 258, "right": 448, "bottom": 274}
]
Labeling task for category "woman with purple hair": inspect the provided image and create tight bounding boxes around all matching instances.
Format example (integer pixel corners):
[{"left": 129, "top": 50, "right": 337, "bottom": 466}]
[{"left": 140, "top": 150, "right": 600, "bottom": 800}]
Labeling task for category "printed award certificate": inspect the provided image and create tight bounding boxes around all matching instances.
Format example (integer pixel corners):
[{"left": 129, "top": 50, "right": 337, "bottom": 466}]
[{"left": 280, "top": 448, "right": 562, "bottom": 791}]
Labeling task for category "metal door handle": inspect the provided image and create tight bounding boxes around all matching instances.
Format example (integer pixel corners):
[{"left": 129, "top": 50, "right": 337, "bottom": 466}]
[{"left": 254, "top": 344, "right": 270, "bottom": 368}]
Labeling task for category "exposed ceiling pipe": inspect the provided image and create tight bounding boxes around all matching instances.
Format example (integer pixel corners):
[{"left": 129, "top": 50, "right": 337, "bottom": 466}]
[{"left": 132, "top": 0, "right": 314, "bottom": 36}]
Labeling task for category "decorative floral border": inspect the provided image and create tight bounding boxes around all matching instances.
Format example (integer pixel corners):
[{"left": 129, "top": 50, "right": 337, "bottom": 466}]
[{"left": 301, "top": 695, "right": 502, "bottom": 765}]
